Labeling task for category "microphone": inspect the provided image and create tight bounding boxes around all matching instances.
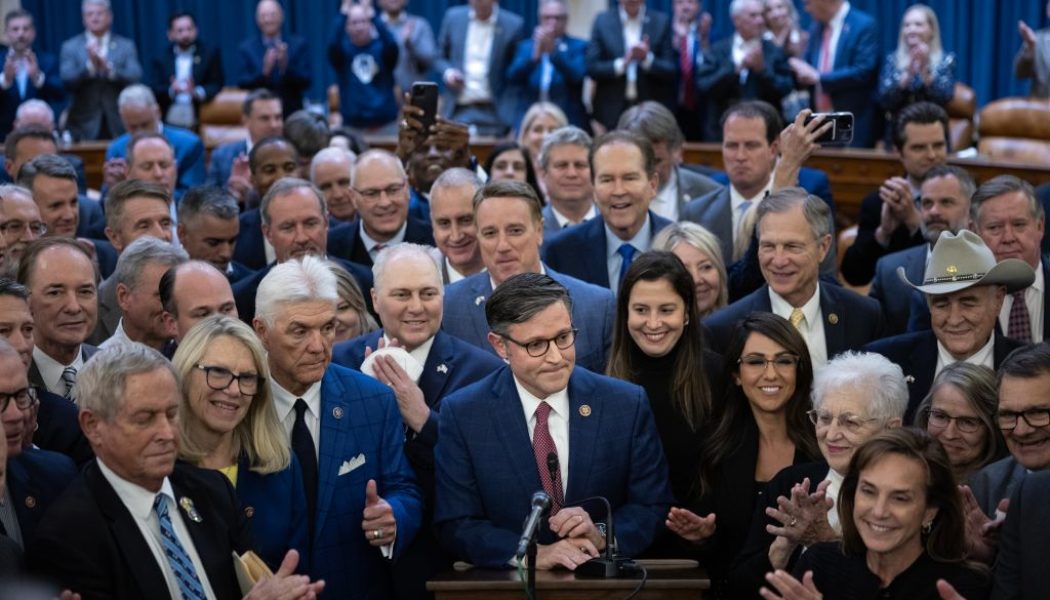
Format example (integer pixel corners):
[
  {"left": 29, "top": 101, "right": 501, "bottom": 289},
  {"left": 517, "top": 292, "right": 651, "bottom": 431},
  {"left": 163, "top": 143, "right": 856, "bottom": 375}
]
[
  {"left": 547, "top": 452, "right": 560, "bottom": 502},
  {"left": 568, "top": 495, "right": 635, "bottom": 578},
  {"left": 515, "top": 491, "right": 551, "bottom": 560}
]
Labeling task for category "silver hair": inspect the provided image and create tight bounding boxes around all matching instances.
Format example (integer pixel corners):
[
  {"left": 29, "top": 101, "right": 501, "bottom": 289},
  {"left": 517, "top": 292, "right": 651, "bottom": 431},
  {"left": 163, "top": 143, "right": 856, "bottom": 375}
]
[
  {"left": 730, "top": 0, "right": 762, "bottom": 16},
  {"left": 82, "top": 0, "right": 111, "bottom": 11},
  {"left": 255, "top": 255, "right": 339, "bottom": 327},
  {"left": 812, "top": 351, "right": 909, "bottom": 421},
  {"left": 309, "top": 147, "right": 355, "bottom": 182},
  {"left": 538, "top": 126, "right": 592, "bottom": 170},
  {"left": 113, "top": 236, "right": 188, "bottom": 291},
  {"left": 431, "top": 167, "right": 482, "bottom": 197},
  {"left": 372, "top": 243, "right": 443, "bottom": 293},
  {"left": 0, "top": 184, "right": 33, "bottom": 203},
  {"left": 259, "top": 177, "right": 327, "bottom": 227},
  {"left": 350, "top": 149, "right": 405, "bottom": 189},
  {"left": 14, "top": 99, "right": 54, "bottom": 123},
  {"left": 117, "top": 84, "right": 158, "bottom": 111},
  {"left": 75, "top": 341, "right": 177, "bottom": 421},
  {"left": 756, "top": 187, "right": 833, "bottom": 240}
]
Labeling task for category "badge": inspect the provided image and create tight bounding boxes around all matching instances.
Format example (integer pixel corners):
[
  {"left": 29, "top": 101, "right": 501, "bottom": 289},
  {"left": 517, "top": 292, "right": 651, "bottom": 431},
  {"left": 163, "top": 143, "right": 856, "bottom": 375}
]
[
  {"left": 827, "top": 313, "right": 839, "bottom": 325},
  {"left": 352, "top": 54, "right": 378, "bottom": 84},
  {"left": 475, "top": 296, "right": 486, "bottom": 306},
  {"left": 436, "top": 364, "right": 448, "bottom": 374},
  {"left": 579, "top": 405, "right": 592, "bottom": 417},
  {"left": 180, "top": 496, "right": 203, "bottom": 523},
  {"left": 333, "top": 406, "right": 345, "bottom": 420},
  {"left": 24, "top": 496, "right": 35, "bottom": 509},
  {"left": 244, "top": 506, "right": 255, "bottom": 518}
]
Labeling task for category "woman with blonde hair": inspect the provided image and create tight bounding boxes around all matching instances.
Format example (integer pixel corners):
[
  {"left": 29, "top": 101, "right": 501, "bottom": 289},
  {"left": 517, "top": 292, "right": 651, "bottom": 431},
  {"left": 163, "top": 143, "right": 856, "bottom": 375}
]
[
  {"left": 517, "top": 101, "right": 568, "bottom": 172},
  {"left": 652, "top": 222, "right": 729, "bottom": 317},
  {"left": 328, "top": 261, "right": 378, "bottom": 343}
]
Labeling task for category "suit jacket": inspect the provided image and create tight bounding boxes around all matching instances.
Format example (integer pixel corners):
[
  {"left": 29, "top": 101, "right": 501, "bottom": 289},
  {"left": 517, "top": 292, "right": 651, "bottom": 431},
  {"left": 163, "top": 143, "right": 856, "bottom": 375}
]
[
  {"left": 233, "top": 207, "right": 267, "bottom": 270},
  {"left": 59, "top": 32, "right": 142, "bottom": 141},
  {"left": 863, "top": 330, "right": 1024, "bottom": 423},
  {"left": 506, "top": 35, "right": 589, "bottom": 131},
  {"left": 869, "top": 244, "right": 927, "bottom": 336},
  {"left": 434, "top": 366, "right": 673, "bottom": 566},
  {"left": 236, "top": 453, "right": 310, "bottom": 573},
  {"left": 681, "top": 186, "right": 737, "bottom": 266},
  {"left": 841, "top": 189, "right": 925, "bottom": 286},
  {"left": 586, "top": 8, "right": 678, "bottom": 131},
  {"left": 969, "top": 456, "right": 1028, "bottom": 519},
  {"left": 1015, "top": 28, "right": 1050, "bottom": 98},
  {"left": 991, "top": 469, "right": 1050, "bottom": 600},
  {"left": 327, "top": 217, "right": 436, "bottom": 267},
  {"left": 27, "top": 460, "right": 249, "bottom": 600},
  {"left": 708, "top": 168, "right": 835, "bottom": 212},
  {"left": 442, "top": 265, "right": 614, "bottom": 374},
  {"left": 704, "top": 283, "right": 885, "bottom": 359},
  {"left": 237, "top": 34, "right": 311, "bottom": 115},
  {"left": 233, "top": 256, "right": 374, "bottom": 323},
  {"left": 0, "top": 48, "right": 63, "bottom": 140},
  {"left": 105, "top": 124, "right": 205, "bottom": 196},
  {"left": 227, "top": 260, "right": 255, "bottom": 285},
  {"left": 7, "top": 448, "right": 77, "bottom": 544},
  {"left": 77, "top": 195, "right": 106, "bottom": 238},
  {"left": 695, "top": 37, "right": 794, "bottom": 141},
  {"left": 33, "top": 389, "right": 94, "bottom": 467},
  {"left": 676, "top": 166, "right": 722, "bottom": 216},
  {"left": 309, "top": 364, "right": 423, "bottom": 599},
  {"left": 28, "top": 343, "right": 98, "bottom": 393},
  {"left": 149, "top": 42, "right": 224, "bottom": 119},
  {"left": 543, "top": 211, "right": 673, "bottom": 289},
  {"left": 205, "top": 138, "right": 247, "bottom": 188},
  {"left": 803, "top": 7, "right": 879, "bottom": 147},
  {"left": 88, "top": 274, "right": 119, "bottom": 346},
  {"left": 435, "top": 5, "right": 525, "bottom": 129},
  {"left": 541, "top": 203, "right": 590, "bottom": 236}
]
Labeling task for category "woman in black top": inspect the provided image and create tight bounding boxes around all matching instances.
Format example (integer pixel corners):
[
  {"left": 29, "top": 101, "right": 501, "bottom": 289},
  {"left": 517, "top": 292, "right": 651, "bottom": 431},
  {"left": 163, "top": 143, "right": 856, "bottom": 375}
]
[{"left": 761, "top": 429, "right": 990, "bottom": 600}]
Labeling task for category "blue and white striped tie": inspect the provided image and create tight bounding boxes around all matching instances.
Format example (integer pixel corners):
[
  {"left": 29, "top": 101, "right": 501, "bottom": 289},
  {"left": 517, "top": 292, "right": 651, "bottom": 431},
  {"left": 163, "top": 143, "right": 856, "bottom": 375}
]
[{"left": 153, "top": 495, "right": 207, "bottom": 600}]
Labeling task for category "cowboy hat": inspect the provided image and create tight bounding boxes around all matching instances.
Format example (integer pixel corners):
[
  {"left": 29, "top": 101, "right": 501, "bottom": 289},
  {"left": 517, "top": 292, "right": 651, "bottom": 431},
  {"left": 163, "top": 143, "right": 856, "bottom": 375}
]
[{"left": 897, "top": 230, "right": 1034, "bottom": 295}]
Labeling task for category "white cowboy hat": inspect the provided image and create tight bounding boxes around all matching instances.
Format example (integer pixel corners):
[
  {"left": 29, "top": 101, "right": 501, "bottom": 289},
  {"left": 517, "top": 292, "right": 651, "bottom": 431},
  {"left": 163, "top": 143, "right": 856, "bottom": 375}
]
[{"left": 897, "top": 230, "right": 1034, "bottom": 295}]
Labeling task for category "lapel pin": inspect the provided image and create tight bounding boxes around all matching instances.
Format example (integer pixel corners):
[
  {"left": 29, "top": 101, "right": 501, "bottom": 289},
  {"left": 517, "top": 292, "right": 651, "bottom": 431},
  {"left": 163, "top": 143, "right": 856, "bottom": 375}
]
[
  {"left": 827, "top": 313, "right": 839, "bottom": 325},
  {"left": 244, "top": 506, "right": 255, "bottom": 518},
  {"left": 436, "top": 364, "right": 448, "bottom": 374},
  {"left": 333, "top": 406, "right": 344, "bottom": 420},
  {"left": 905, "top": 375, "right": 916, "bottom": 384},
  {"left": 180, "top": 496, "right": 203, "bottom": 523},
  {"left": 579, "top": 405, "right": 592, "bottom": 417},
  {"left": 474, "top": 295, "right": 485, "bottom": 306},
  {"left": 24, "top": 496, "right": 36, "bottom": 509},
  {"left": 193, "top": 55, "right": 201, "bottom": 64}
]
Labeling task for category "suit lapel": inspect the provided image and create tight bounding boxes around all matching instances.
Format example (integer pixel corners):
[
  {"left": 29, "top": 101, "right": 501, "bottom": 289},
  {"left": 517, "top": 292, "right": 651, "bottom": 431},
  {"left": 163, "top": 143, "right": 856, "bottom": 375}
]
[
  {"left": 418, "top": 332, "right": 454, "bottom": 404},
  {"left": 28, "top": 360, "right": 45, "bottom": 390},
  {"left": 173, "top": 472, "right": 230, "bottom": 591},
  {"left": 565, "top": 373, "right": 599, "bottom": 501},
  {"left": 316, "top": 371, "right": 359, "bottom": 536},
  {"left": 583, "top": 219, "right": 611, "bottom": 288},
  {"left": 491, "top": 371, "right": 542, "bottom": 494},
  {"left": 468, "top": 276, "right": 495, "bottom": 347},
  {"left": 908, "top": 333, "right": 938, "bottom": 402},
  {"left": 710, "top": 190, "right": 734, "bottom": 262},
  {"left": 819, "top": 286, "right": 845, "bottom": 357}
]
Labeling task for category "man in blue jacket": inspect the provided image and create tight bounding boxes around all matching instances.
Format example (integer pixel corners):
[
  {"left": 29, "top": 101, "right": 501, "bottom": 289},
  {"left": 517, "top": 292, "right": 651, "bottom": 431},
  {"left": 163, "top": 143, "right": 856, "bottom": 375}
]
[{"left": 329, "top": 3, "right": 400, "bottom": 134}]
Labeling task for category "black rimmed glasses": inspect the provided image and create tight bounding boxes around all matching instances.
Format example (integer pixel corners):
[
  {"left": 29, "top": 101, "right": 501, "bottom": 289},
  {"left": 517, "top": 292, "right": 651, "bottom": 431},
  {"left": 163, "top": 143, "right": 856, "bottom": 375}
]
[
  {"left": 0, "top": 386, "right": 35, "bottom": 412},
  {"left": 997, "top": 407, "right": 1050, "bottom": 431},
  {"left": 738, "top": 354, "right": 800, "bottom": 372},
  {"left": 195, "top": 364, "right": 262, "bottom": 395},
  {"left": 499, "top": 328, "right": 578, "bottom": 357}
]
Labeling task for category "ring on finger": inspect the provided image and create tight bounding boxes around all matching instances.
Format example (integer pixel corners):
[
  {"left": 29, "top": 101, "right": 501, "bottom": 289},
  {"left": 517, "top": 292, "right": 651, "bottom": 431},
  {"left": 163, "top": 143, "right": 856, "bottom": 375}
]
[
  {"left": 373, "top": 528, "right": 383, "bottom": 540},
  {"left": 789, "top": 518, "right": 799, "bottom": 527}
]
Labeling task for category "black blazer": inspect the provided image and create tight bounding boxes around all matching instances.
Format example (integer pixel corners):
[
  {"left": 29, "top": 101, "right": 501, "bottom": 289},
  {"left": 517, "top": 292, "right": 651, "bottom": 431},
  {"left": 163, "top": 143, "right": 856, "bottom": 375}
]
[
  {"left": 327, "top": 217, "right": 436, "bottom": 267},
  {"left": 149, "top": 42, "right": 224, "bottom": 118},
  {"left": 27, "top": 460, "right": 250, "bottom": 600},
  {"left": 543, "top": 211, "right": 673, "bottom": 289},
  {"left": 32, "top": 389, "right": 93, "bottom": 466},
  {"left": 841, "top": 189, "right": 925, "bottom": 286},
  {"left": 993, "top": 469, "right": 1050, "bottom": 599}
]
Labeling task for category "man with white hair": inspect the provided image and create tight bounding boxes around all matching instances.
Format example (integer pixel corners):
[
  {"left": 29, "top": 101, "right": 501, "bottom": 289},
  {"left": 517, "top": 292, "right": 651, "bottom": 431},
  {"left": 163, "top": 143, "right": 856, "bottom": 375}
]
[
  {"left": 253, "top": 255, "right": 422, "bottom": 599},
  {"left": 310, "top": 146, "right": 357, "bottom": 223},
  {"left": 429, "top": 167, "right": 484, "bottom": 283},
  {"left": 102, "top": 83, "right": 205, "bottom": 197},
  {"left": 332, "top": 242, "right": 502, "bottom": 598},
  {"left": 59, "top": 0, "right": 142, "bottom": 140},
  {"left": 12, "top": 98, "right": 55, "bottom": 131}
]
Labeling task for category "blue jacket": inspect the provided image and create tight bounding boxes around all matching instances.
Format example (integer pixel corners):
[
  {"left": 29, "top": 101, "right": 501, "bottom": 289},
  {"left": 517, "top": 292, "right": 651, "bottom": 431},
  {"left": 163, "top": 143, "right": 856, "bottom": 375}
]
[
  {"left": 8, "top": 447, "right": 77, "bottom": 543},
  {"left": 0, "top": 48, "right": 64, "bottom": 141},
  {"left": 868, "top": 244, "right": 926, "bottom": 336},
  {"left": 105, "top": 124, "right": 205, "bottom": 197},
  {"left": 506, "top": 35, "right": 589, "bottom": 131},
  {"left": 235, "top": 453, "right": 310, "bottom": 573},
  {"left": 327, "top": 216, "right": 435, "bottom": 267},
  {"left": 205, "top": 139, "right": 247, "bottom": 188},
  {"left": 328, "top": 13, "right": 400, "bottom": 128},
  {"left": 434, "top": 366, "right": 673, "bottom": 567},
  {"left": 237, "top": 34, "right": 311, "bottom": 115},
  {"left": 543, "top": 211, "right": 673, "bottom": 289}
]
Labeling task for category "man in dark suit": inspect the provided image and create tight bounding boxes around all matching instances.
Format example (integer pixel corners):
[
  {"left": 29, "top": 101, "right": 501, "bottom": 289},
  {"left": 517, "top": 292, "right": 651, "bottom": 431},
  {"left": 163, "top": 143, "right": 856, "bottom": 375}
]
[
  {"left": 538, "top": 126, "right": 597, "bottom": 235},
  {"left": 695, "top": 0, "right": 793, "bottom": 141},
  {"left": 705, "top": 188, "right": 882, "bottom": 369},
  {"left": 870, "top": 165, "right": 975, "bottom": 335},
  {"left": 671, "top": 0, "right": 711, "bottom": 141},
  {"left": 435, "top": 0, "right": 525, "bottom": 137},
  {"left": 237, "top": 0, "right": 311, "bottom": 116},
  {"left": 987, "top": 470, "right": 1050, "bottom": 600},
  {"left": 0, "top": 10, "right": 63, "bottom": 142},
  {"left": 841, "top": 102, "right": 950, "bottom": 285},
  {"left": 150, "top": 11, "right": 224, "bottom": 129},
  {"left": 205, "top": 89, "right": 284, "bottom": 190},
  {"left": 506, "top": 0, "right": 589, "bottom": 131},
  {"left": 328, "top": 150, "right": 435, "bottom": 268},
  {"left": 445, "top": 180, "right": 614, "bottom": 374},
  {"left": 586, "top": 0, "right": 677, "bottom": 132},
  {"left": 544, "top": 131, "right": 672, "bottom": 292},
  {"left": 332, "top": 243, "right": 502, "bottom": 600},
  {"left": 231, "top": 137, "right": 302, "bottom": 270},
  {"left": 27, "top": 342, "right": 324, "bottom": 599},
  {"left": 435, "top": 272, "right": 673, "bottom": 568},
  {"left": 791, "top": 0, "right": 878, "bottom": 148},
  {"left": 864, "top": 230, "right": 1033, "bottom": 421},
  {"left": 59, "top": 0, "right": 142, "bottom": 141},
  {"left": 616, "top": 102, "right": 721, "bottom": 222},
  {"left": 177, "top": 186, "right": 254, "bottom": 285},
  {"left": 253, "top": 256, "right": 422, "bottom": 599}
]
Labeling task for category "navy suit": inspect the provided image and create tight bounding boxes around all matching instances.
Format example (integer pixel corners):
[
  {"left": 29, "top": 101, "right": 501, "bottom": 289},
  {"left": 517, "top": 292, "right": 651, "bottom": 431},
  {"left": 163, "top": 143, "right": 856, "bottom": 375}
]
[
  {"left": 237, "top": 34, "right": 311, "bottom": 116},
  {"left": 233, "top": 207, "right": 266, "bottom": 270},
  {"left": 105, "top": 124, "right": 205, "bottom": 198},
  {"left": 804, "top": 7, "right": 880, "bottom": 147},
  {"left": 236, "top": 453, "right": 310, "bottom": 573},
  {"left": 7, "top": 448, "right": 77, "bottom": 544},
  {"left": 543, "top": 211, "right": 673, "bottom": 289},
  {"left": 77, "top": 195, "right": 106, "bottom": 238},
  {"left": 442, "top": 266, "right": 614, "bottom": 374},
  {"left": 233, "top": 257, "right": 374, "bottom": 323},
  {"left": 306, "top": 364, "right": 423, "bottom": 600},
  {"left": 991, "top": 469, "right": 1050, "bottom": 600},
  {"left": 434, "top": 366, "right": 673, "bottom": 566},
  {"left": 869, "top": 244, "right": 926, "bottom": 336},
  {"left": 506, "top": 35, "right": 589, "bottom": 131},
  {"left": 0, "top": 48, "right": 63, "bottom": 141},
  {"left": 88, "top": 238, "right": 118, "bottom": 280},
  {"left": 841, "top": 189, "right": 924, "bottom": 286},
  {"left": 327, "top": 217, "right": 436, "bottom": 267},
  {"left": 205, "top": 138, "right": 247, "bottom": 188},
  {"left": 704, "top": 283, "right": 884, "bottom": 358},
  {"left": 227, "top": 260, "right": 255, "bottom": 285},
  {"left": 149, "top": 42, "right": 224, "bottom": 121},
  {"left": 33, "top": 389, "right": 93, "bottom": 467},
  {"left": 863, "top": 330, "right": 1023, "bottom": 423}
]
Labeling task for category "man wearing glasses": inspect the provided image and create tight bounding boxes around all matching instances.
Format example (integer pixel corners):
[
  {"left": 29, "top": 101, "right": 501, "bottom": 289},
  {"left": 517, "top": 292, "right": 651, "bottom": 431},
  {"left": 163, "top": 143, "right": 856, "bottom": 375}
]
[
  {"left": 0, "top": 184, "right": 45, "bottom": 276},
  {"left": 434, "top": 272, "right": 672, "bottom": 570}
]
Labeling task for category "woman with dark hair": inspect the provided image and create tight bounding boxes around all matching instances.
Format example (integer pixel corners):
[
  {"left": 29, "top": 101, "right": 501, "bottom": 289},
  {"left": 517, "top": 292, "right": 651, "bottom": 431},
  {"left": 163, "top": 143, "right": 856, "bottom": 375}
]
[
  {"left": 762, "top": 428, "right": 990, "bottom": 600},
  {"left": 483, "top": 141, "right": 540, "bottom": 198},
  {"left": 607, "top": 251, "right": 721, "bottom": 506},
  {"left": 666, "top": 312, "right": 820, "bottom": 598}
]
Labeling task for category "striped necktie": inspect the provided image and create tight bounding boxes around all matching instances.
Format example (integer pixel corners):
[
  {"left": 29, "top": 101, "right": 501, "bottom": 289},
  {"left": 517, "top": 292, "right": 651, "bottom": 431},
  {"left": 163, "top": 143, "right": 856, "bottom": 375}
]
[
  {"left": 61, "top": 366, "right": 77, "bottom": 399},
  {"left": 153, "top": 495, "right": 207, "bottom": 600}
]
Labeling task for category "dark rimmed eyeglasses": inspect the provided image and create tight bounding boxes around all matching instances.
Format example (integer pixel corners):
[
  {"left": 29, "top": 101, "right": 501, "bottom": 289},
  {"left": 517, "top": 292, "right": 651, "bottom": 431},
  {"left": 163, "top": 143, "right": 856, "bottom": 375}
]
[
  {"left": 498, "top": 328, "right": 578, "bottom": 358},
  {"left": 195, "top": 364, "right": 263, "bottom": 395}
]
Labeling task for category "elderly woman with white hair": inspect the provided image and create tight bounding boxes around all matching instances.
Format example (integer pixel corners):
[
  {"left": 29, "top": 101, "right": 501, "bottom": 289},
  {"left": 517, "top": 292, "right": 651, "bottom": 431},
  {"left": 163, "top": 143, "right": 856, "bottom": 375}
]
[{"left": 728, "top": 351, "right": 908, "bottom": 599}]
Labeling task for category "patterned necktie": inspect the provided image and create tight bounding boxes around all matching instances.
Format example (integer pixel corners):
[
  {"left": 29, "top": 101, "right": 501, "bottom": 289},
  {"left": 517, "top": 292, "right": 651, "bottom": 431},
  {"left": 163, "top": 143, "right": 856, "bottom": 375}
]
[
  {"left": 816, "top": 25, "right": 833, "bottom": 111},
  {"left": 61, "top": 366, "right": 77, "bottom": 399},
  {"left": 153, "top": 495, "right": 207, "bottom": 600},
  {"left": 789, "top": 307, "right": 806, "bottom": 330},
  {"left": 617, "top": 244, "right": 638, "bottom": 287},
  {"left": 292, "top": 399, "right": 318, "bottom": 525},
  {"left": 533, "top": 401, "right": 564, "bottom": 512},
  {"left": 1008, "top": 290, "right": 1032, "bottom": 343}
]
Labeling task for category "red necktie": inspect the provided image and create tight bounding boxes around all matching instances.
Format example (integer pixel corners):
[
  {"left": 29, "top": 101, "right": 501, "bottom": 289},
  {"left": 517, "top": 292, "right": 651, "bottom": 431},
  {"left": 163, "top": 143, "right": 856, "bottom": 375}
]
[
  {"left": 816, "top": 25, "right": 833, "bottom": 112},
  {"left": 533, "top": 401, "right": 564, "bottom": 512},
  {"left": 1008, "top": 290, "right": 1032, "bottom": 343},
  {"left": 680, "top": 34, "right": 695, "bottom": 110}
]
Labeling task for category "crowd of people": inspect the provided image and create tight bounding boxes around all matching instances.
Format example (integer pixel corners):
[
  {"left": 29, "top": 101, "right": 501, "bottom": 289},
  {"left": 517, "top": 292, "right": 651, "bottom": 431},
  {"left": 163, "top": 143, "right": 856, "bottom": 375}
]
[{"left": 0, "top": 0, "right": 1047, "bottom": 600}]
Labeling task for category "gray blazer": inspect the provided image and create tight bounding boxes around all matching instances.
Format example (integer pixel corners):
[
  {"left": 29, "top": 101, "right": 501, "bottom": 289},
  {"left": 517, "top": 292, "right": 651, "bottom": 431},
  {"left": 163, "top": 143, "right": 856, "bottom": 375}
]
[
  {"left": 680, "top": 186, "right": 734, "bottom": 264},
  {"left": 87, "top": 275, "right": 119, "bottom": 347},
  {"left": 676, "top": 166, "right": 722, "bottom": 216},
  {"left": 1015, "top": 28, "right": 1050, "bottom": 98},
  {"left": 60, "top": 32, "right": 142, "bottom": 140},
  {"left": 969, "top": 455, "right": 1028, "bottom": 518},
  {"left": 387, "top": 14, "right": 438, "bottom": 95}
]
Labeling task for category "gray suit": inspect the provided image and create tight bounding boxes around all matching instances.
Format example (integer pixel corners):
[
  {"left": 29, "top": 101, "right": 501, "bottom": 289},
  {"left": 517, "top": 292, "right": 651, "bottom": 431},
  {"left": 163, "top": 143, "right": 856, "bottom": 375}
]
[
  {"left": 60, "top": 32, "right": 142, "bottom": 141},
  {"left": 1015, "top": 28, "right": 1050, "bottom": 98},
  {"left": 680, "top": 186, "right": 735, "bottom": 264},
  {"left": 675, "top": 166, "right": 722, "bottom": 217},
  {"left": 385, "top": 13, "right": 437, "bottom": 96},
  {"left": 969, "top": 455, "right": 1028, "bottom": 518},
  {"left": 87, "top": 275, "right": 119, "bottom": 347}
]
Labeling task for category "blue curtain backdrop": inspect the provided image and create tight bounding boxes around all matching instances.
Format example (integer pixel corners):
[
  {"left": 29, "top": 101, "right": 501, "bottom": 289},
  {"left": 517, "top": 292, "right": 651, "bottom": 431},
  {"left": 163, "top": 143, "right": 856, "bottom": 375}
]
[{"left": 20, "top": 0, "right": 1050, "bottom": 110}]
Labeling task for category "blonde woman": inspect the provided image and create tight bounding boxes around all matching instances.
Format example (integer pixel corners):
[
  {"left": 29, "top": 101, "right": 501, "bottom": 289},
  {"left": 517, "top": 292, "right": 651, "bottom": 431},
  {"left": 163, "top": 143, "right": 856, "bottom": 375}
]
[
  {"left": 652, "top": 222, "right": 729, "bottom": 317},
  {"left": 328, "top": 261, "right": 378, "bottom": 342},
  {"left": 516, "top": 101, "right": 568, "bottom": 174}
]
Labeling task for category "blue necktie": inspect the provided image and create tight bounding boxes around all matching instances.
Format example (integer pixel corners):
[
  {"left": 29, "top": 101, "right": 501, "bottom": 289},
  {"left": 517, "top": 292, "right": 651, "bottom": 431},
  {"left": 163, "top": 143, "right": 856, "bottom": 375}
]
[
  {"left": 617, "top": 244, "right": 638, "bottom": 287},
  {"left": 153, "top": 495, "right": 207, "bottom": 600}
]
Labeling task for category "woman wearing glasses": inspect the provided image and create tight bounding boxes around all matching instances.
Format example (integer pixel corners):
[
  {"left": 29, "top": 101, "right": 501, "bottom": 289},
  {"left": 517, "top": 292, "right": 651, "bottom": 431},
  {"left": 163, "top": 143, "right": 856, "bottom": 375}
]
[
  {"left": 914, "top": 363, "right": 1006, "bottom": 483},
  {"left": 729, "top": 351, "right": 907, "bottom": 598},
  {"left": 665, "top": 312, "right": 818, "bottom": 598},
  {"left": 172, "top": 315, "right": 309, "bottom": 572}
]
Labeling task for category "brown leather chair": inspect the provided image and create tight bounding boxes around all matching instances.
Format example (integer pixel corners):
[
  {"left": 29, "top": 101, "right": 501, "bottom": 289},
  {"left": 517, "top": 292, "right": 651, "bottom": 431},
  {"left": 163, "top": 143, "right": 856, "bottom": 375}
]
[
  {"left": 977, "top": 97, "right": 1050, "bottom": 165},
  {"left": 198, "top": 87, "right": 249, "bottom": 149},
  {"left": 947, "top": 82, "right": 975, "bottom": 151}
]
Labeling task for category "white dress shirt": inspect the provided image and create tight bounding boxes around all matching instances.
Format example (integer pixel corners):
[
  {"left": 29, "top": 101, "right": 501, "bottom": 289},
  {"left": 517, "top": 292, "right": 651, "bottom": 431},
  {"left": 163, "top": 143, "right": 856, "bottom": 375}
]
[
  {"left": 549, "top": 203, "right": 598, "bottom": 229},
  {"left": 999, "top": 261, "right": 1045, "bottom": 343},
  {"left": 459, "top": 7, "right": 497, "bottom": 104},
  {"left": 729, "top": 177, "right": 773, "bottom": 244},
  {"left": 360, "top": 220, "right": 408, "bottom": 261},
  {"left": 769, "top": 285, "right": 828, "bottom": 367},
  {"left": 822, "top": 468, "right": 844, "bottom": 534},
  {"left": 271, "top": 378, "right": 323, "bottom": 460},
  {"left": 99, "top": 318, "right": 132, "bottom": 350},
  {"left": 445, "top": 257, "right": 468, "bottom": 284},
  {"left": 605, "top": 214, "right": 652, "bottom": 295},
  {"left": 650, "top": 171, "right": 680, "bottom": 222},
  {"left": 515, "top": 376, "right": 569, "bottom": 494},
  {"left": 935, "top": 334, "right": 995, "bottom": 375},
  {"left": 32, "top": 345, "right": 85, "bottom": 397},
  {"left": 615, "top": 7, "right": 654, "bottom": 100},
  {"left": 97, "top": 459, "right": 218, "bottom": 600}
]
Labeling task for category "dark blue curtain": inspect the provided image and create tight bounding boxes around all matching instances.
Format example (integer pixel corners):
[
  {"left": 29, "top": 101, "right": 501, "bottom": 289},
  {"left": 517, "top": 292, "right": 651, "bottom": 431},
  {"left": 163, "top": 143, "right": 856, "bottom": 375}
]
[{"left": 20, "top": 0, "right": 1050, "bottom": 110}]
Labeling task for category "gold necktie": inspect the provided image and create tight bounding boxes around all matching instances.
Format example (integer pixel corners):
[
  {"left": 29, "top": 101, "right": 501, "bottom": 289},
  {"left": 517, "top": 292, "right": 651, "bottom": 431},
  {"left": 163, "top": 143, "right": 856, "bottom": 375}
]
[{"left": 789, "top": 307, "right": 805, "bottom": 330}]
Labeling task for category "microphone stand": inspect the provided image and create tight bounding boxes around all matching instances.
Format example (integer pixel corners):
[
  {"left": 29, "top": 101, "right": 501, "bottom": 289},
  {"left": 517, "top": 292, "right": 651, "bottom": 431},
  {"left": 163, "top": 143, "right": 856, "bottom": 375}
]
[{"left": 527, "top": 527, "right": 538, "bottom": 599}]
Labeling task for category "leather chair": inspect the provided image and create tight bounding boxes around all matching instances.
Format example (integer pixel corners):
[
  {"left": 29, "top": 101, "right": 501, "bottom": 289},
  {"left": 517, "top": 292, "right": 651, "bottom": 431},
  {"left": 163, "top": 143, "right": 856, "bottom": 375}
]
[
  {"left": 947, "top": 82, "right": 975, "bottom": 151},
  {"left": 198, "top": 87, "right": 249, "bottom": 149},
  {"left": 977, "top": 97, "right": 1050, "bottom": 165}
]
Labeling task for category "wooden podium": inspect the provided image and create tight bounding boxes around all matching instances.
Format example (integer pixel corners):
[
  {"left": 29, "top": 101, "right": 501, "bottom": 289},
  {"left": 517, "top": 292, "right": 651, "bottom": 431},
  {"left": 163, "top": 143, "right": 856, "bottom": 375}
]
[{"left": 426, "top": 559, "right": 709, "bottom": 600}]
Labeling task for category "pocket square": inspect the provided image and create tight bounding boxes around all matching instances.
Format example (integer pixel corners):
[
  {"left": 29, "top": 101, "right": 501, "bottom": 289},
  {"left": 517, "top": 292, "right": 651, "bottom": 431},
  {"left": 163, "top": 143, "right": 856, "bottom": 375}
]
[{"left": 338, "top": 453, "right": 366, "bottom": 476}]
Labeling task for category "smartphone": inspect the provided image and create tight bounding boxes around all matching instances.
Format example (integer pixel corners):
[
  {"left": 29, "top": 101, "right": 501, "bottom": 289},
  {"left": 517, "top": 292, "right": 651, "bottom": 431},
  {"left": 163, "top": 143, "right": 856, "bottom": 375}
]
[
  {"left": 803, "top": 112, "right": 855, "bottom": 145},
  {"left": 410, "top": 82, "right": 439, "bottom": 134}
]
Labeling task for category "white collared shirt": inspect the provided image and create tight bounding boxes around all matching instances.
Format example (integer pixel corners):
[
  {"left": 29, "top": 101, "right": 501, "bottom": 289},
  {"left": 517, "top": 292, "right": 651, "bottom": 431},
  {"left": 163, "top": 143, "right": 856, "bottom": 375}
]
[
  {"left": 515, "top": 376, "right": 569, "bottom": 494},
  {"left": 605, "top": 214, "right": 653, "bottom": 295},
  {"left": 650, "top": 170, "right": 680, "bottom": 222},
  {"left": 769, "top": 284, "right": 828, "bottom": 367},
  {"left": 729, "top": 178, "right": 773, "bottom": 243},
  {"left": 360, "top": 220, "right": 408, "bottom": 261},
  {"left": 731, "top": 33, "right": 761, "bottom": 82},
  {"left": 548, "top": 203, "right": 598, "bottom": 229},
  {"left": 99, "top": 318, "right": 132, "bottom": 350},
  {"left": 271, "top": 378, "right": 324, "bottom": 460},
  {"left": 32, "top": 345, "right": 85, "bottom": 397},
  {"left": 935, "top": 334, "right": 995, "bottom": 375},
  {"left": 96, "top": 459, "right": 218, "bottom": 600},
  {"left": 819, "top": 1, "right": 851, "bottom": 73},
  {"left": 382, "top": 333, "right": 435, "bottom": 384},
  {"left": 460, "top": 7, "right": 498, "bottom": 104},
  {"left": 823, "top": 468, "right": 844, "bottom": 534},
  {"left": 445, "top": 257, "right": 467, "bottom": 284},
  {"left": 616, "top": 6, "right": 651, "bottom": 100},
  {"left": 490, "top": 263, "right": 545, "bottom": 294},
  {"left": 1000, "top": 261, "right": 1045, "bottom": 343}
]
